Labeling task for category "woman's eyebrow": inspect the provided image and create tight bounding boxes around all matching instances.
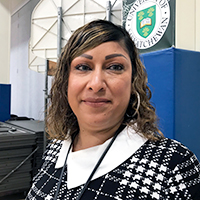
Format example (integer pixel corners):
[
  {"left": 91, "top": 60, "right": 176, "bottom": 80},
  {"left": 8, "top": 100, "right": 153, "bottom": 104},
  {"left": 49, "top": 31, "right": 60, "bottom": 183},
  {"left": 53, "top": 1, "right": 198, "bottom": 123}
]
[
  {"left": 80, "top": 54, "right": 93, "bottom": 59},
  {"left": 105, "top": 53, "right": 127, "bottom": 60}
]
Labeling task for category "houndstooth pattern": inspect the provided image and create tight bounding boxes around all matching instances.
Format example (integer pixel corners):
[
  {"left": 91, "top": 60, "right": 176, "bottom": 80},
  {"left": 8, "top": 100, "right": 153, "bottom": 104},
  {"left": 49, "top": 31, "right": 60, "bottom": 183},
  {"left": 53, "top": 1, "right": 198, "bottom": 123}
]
[{"left": 26, "top": 138, "right": 200, "bottom": 200}]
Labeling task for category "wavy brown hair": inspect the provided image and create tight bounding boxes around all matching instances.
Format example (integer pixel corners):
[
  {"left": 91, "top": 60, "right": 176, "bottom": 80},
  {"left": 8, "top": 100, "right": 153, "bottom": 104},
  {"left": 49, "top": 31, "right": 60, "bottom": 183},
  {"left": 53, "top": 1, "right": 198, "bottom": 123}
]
[{"left": 46, "top": 20, "right": 164, "bottom": 141}]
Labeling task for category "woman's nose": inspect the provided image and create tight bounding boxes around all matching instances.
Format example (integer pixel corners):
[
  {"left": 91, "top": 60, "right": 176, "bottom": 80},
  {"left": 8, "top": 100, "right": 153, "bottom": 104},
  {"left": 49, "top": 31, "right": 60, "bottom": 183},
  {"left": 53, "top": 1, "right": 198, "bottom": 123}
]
[{"left": 87, "top": 69, "right": 106, "bottom": 93}]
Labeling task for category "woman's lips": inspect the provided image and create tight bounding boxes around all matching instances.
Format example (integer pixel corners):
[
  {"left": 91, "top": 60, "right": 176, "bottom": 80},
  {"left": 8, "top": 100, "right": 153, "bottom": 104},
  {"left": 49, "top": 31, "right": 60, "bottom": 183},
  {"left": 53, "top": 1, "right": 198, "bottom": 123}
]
[{"left": 82, "top": 98, "right": 111, "bottom": 107}]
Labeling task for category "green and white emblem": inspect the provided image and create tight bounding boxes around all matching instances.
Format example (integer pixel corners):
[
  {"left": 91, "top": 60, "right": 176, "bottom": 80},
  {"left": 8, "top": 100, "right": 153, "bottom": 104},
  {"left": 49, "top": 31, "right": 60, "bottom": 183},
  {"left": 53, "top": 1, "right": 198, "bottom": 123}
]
[
  {"left": 136, "top": 5, "right": 156, "bottom": 38},
  {"left": 125, "top": 0, "right": 170, "bottom": 49}
]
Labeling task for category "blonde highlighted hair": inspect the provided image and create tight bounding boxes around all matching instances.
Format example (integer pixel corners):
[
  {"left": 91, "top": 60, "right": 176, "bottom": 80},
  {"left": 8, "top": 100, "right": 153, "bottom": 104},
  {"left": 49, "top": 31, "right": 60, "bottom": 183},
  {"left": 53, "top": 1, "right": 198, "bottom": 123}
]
[{"left": 46, "top": 20, "right": 164, "bottom": 141}]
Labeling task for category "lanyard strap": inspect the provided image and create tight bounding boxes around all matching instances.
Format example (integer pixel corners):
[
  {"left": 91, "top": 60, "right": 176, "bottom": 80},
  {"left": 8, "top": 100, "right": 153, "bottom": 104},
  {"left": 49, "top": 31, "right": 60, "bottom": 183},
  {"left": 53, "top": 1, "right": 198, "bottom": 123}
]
[
  {"left": 54, "top": 124, "right": 126, "bottom": 200},
  {"left": 53, "top": 133, "right": 77, "bottom": 200}
]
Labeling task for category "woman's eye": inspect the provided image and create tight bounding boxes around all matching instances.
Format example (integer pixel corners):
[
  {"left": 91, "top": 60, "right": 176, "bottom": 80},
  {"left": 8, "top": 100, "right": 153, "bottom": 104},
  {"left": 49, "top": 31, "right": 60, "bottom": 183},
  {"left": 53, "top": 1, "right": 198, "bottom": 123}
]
[
  {"left": 75, "top": 64, "right": 91, "bottom": 71},
  {"left": 108, "top": 64, "right": 124, "bottom": 71}
]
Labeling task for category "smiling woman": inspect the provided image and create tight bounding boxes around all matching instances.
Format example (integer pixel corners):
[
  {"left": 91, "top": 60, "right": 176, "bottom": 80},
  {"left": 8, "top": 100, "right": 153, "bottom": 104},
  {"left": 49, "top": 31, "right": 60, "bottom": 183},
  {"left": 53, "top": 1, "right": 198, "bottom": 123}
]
[
  {"left": 26, "top": 20, "right": 200, "bottom": 200},
  {"left": 47, "top": 19, "right": 160, "bottom": 142},
  {"left": 68, "top": 42, "right": 132, "bottom": 146}
]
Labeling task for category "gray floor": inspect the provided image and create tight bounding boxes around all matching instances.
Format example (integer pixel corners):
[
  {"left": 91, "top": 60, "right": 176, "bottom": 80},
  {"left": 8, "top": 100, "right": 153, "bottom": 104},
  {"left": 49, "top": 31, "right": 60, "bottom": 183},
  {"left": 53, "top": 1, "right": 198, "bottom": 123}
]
[{"left": 1, "top": 192, "right": 25, "bottom": 200}]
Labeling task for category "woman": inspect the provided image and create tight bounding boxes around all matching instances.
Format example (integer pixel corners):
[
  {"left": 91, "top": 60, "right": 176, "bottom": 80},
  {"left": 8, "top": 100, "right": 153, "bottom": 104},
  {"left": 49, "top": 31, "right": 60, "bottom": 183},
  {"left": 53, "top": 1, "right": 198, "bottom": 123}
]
[{"left": 26, "top": 20, "right": 200, "bottom": 200}]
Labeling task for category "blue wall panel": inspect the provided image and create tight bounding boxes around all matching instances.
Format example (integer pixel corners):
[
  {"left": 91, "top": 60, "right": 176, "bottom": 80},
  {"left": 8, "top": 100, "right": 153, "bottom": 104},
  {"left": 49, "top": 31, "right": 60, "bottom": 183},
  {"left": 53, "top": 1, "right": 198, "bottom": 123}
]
[
  {"left": 174, "top": 49, "right": 200, "bottom": 160},
  {"left": 140, "top": 48, "right": 200, "bottom": 160},
  {"left": 141, "top": 48, "right": 175, "bottom": 139},
  {"left": 0, "top": 84, "right": 11, "bottom": 121}
]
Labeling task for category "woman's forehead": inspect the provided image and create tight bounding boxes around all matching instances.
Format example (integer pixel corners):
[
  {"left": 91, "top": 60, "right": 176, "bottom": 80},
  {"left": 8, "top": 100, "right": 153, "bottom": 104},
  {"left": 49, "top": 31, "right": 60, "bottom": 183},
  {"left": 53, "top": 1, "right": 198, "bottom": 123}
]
[{"left": 72, "top": 40, "right": 129, "bottom": 59}]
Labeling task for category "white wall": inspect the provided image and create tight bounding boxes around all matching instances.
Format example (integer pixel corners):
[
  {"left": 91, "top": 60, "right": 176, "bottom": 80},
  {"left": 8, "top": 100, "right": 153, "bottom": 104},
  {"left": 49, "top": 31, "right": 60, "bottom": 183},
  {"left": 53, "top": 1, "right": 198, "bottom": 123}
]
[
  {"left": 0, "top": 0, "right": 10, "bottom": 84},
  {"left": 176, "top": 0, "right": 200, "bottom": 51},
  {"left": 10, "top": 0, "right": 30, "bottom": 15},
  {"left": 196, "top": 0, "right": 200, "bottom": 50}
]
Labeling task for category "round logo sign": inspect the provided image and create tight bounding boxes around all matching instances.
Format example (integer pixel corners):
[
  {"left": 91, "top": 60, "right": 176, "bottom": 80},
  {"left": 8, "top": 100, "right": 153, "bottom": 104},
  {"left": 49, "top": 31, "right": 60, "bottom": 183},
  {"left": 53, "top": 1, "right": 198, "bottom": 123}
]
[{"left": 125, "top": 0, "right": 170, "bottom": 49}]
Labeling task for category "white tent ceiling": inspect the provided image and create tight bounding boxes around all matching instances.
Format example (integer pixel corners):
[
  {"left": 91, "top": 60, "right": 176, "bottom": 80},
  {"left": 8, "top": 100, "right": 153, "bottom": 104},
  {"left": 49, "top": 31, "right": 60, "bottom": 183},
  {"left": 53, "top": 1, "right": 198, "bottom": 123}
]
[{"left": 29, "top": 0, "right": 122, "bottom": 73}]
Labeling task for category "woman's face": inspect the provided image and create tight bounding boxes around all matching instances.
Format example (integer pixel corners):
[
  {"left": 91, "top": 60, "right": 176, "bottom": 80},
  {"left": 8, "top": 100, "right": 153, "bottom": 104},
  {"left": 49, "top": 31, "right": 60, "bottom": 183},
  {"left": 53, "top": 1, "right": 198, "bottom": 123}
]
[{"left": 68, "top": 41, "right": 132, "bottom": 132}]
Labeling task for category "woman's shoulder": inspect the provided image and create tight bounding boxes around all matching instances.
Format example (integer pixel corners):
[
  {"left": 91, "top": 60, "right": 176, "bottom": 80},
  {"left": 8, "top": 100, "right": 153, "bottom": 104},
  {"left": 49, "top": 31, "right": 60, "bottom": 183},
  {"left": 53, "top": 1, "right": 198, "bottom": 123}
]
[
  {"left": 140, "top": 137, "right": 200, "bottom": 170},
  {"left": 150, "top": 137, "right": 195, "bottom": 156},
  {"left": 42, "top": 139, "right": 64, "bottom": 163},
  {"left": 149, "top": 137, "right": 192, "bottom": 153}
]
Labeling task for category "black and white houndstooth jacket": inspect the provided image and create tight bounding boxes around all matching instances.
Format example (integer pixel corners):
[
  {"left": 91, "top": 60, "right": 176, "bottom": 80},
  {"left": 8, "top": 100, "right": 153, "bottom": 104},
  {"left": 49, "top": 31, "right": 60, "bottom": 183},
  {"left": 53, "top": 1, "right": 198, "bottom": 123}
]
[{"left": 26, "top": 128, "right": 200, "bottom": 200}]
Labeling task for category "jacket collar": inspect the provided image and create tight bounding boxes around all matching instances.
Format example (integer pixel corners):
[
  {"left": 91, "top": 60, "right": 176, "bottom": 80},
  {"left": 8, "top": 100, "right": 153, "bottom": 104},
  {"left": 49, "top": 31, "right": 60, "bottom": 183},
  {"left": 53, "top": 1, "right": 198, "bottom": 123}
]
[{"left": 55, "top": 126, "right": 147, "bottom": 189}]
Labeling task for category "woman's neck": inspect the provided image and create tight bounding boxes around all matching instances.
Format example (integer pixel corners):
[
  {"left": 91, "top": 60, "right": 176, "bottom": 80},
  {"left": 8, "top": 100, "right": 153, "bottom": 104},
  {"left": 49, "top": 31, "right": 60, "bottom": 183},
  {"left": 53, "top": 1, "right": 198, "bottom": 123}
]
[{"left": 72, "top": 123, "right": 122, "bottom": 152}]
